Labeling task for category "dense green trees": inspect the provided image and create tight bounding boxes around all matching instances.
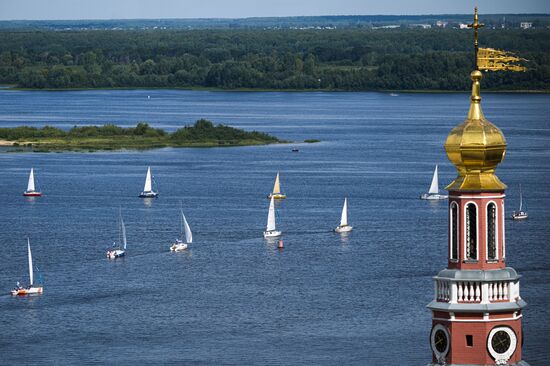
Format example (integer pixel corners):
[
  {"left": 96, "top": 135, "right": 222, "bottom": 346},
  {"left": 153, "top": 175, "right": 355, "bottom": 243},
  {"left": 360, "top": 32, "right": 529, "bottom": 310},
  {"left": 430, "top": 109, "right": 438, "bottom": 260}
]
[
  {"left": 0, "top": 28, "right": 548, "bottom": 90},
  {"left": 0, "top": 123, "right": 165, "bottom": 140},
  {"left": 0, "top": 120, "right": 280, "bottom": 149}
]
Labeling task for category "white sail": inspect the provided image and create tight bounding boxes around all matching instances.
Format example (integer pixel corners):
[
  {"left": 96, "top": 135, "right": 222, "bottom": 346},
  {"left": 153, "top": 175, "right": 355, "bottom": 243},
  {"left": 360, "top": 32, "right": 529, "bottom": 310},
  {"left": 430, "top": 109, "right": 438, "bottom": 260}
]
[
  {"left": 27, "top": 168, "right": 36, "bottom": 192},
  {"left": 143, "top": 167, "right": 153, "bottom": 192},
  {"left": 181, "top": 210, "right": 193, "bottom": 244},
  {"left": 266, "top": 196, "right": 277, "bottom": 231},
  {"left": 428, "top": 165, "right": 439, "bottom": 195},
  {"left": 121, "top": 216, "right": 127, "bottom": 250},
  {"left": 340, "top": 198, "right": 348, "bottom": 227},
  {"left": 27, "top": 238, "right": 34, "bottom": 286},
  {"left": 519, "top": 184, "right": 523, "bottom": 211},
  {"left": 273, "top": 172, "right": 281, "bottom": 194}
]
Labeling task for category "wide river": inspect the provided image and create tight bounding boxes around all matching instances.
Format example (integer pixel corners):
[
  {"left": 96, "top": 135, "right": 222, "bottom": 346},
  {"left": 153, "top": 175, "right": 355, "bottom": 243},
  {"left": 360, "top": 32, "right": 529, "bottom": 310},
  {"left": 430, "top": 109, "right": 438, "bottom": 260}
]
[{"left": 0, "top": 89, "right": 548, "bottom": 365}]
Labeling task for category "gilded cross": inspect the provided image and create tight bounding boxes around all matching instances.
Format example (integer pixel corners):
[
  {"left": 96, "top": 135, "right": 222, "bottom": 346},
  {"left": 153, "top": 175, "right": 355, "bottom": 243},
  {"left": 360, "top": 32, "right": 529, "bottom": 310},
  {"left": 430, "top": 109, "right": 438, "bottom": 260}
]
[{"left": 468, "top": 7, "right": 485, "bottom": 69}]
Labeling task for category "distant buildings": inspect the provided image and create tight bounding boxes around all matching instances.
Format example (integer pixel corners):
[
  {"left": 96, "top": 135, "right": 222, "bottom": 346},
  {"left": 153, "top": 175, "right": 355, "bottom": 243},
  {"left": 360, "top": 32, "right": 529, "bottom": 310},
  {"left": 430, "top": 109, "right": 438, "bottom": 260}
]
[
  {"left": 410, "top": 23, "right": 431, "bottom": 29},
  {"left": 436, "top": 20, "right": 448, "bottom": 28},
  {"left": 520, "top": 22, "right": 533, "bottom": 29},
  {"left": 371, "top": 24, "right": 400, "bottom": 29}
]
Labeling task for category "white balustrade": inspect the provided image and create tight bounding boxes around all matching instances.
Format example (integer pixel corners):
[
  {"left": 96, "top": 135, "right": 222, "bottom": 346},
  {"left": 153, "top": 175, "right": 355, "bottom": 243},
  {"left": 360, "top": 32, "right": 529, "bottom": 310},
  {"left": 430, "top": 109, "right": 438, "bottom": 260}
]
[
  {"left": 435, "top": 279, "right": 516, "bottom": 303},
  {"left": 436, "top": 279, "right": 450, "bottom": 301}
]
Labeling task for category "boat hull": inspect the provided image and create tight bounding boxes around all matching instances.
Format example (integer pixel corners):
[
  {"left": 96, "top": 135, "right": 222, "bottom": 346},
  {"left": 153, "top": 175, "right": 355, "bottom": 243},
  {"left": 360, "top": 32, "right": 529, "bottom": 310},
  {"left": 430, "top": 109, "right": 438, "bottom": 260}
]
[
  {"left": 335, "top": 225, "right": 353, "bottom": 233},
  {"left": 23, "top": 191, "right": 42, "bottom": 197},
  {"left": 512, "top": 211, "right": 528, "bottom": 220},
  {"left": 11, "top": 286, "right": 43, "bottom": 296},
  {"left": 107, "top": 249, "right": 125, "bottom": 259},
  {"left": 139, "top": 191, "right": 158, "bottom": 198},
  {"left": 420, "top": 193, "right": 448, "bottom": 200},
  {"left": 267, "top": 193, "right": 286, "bottom": 199},
  {"left": 264, "top": 230, "right": 282, "bottom": 238},
  {"left": 170, "top": 243, "right": 188, "bottom": 252}
]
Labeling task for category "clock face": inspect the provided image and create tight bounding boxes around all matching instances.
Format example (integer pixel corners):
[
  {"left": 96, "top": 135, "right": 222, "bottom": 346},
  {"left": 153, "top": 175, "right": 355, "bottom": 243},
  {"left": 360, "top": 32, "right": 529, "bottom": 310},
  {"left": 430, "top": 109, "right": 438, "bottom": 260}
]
[
  {"left": 431, "top": 324, "right": 450, "bottom": 360},
  {"left": 487, "top": 326, "right": 517, "bottom": 364},
  {"left": 491, "top": 330, "right": 512, "bottom": 354},
  {"left": 434, "top": 329, "right": 448, "bottom": 353}
]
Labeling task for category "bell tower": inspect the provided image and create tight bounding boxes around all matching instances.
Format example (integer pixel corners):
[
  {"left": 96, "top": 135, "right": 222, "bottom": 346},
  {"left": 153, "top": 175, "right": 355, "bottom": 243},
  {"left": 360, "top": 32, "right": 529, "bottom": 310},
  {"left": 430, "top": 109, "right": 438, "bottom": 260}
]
[{"left": 427, "top": 8, "right": 529, "bottom": 366}]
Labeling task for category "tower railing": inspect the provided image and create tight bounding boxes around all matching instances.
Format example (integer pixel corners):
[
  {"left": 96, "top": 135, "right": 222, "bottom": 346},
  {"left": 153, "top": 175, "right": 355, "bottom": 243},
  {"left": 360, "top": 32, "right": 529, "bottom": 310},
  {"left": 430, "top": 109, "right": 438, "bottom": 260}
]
[{"left": 435, "top": 279, "right": 520, "bottom": 304}]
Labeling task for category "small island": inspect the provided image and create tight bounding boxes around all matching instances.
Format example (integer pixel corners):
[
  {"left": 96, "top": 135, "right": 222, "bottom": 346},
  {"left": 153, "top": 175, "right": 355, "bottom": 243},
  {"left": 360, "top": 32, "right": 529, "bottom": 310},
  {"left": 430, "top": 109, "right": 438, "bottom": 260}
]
[{"left": 0, "top": 119, "right": 284, "bottom": 152}]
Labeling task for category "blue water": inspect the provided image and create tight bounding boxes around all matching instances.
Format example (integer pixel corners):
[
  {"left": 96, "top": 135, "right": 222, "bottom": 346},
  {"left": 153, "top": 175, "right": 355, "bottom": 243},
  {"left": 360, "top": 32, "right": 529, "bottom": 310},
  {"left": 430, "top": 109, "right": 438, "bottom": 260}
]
[{"left": 0, "top": 90, "right": 549, "bottom": 365}]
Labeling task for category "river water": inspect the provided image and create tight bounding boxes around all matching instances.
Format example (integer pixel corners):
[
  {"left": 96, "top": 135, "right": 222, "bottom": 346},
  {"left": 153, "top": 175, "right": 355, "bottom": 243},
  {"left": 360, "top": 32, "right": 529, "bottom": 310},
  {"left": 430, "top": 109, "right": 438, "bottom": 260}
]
[{"left": 0, "top": 89, "right": 548, "bottom": 365}]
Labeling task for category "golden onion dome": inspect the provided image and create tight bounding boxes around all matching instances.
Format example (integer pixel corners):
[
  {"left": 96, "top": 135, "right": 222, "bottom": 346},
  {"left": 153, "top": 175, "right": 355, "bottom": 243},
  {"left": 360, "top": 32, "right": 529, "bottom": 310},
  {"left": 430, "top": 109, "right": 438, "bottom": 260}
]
[{"left": 444, "top": 70, "right": 507, "bottom": 191}]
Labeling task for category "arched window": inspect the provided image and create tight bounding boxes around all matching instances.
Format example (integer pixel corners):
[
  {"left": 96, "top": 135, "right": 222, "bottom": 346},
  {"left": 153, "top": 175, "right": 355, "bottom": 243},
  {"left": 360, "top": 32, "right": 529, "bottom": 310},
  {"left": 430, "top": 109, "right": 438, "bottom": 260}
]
[
  {"left": 465, "top": 203, "right": 478, "bottom": 260},
  {"left": 487, "top": 202, "right": 497, "bottom": 260},
  {"left": 450, "top": 202, "right": 459, "bottom": 260},
  {"left": 502, "top": 201, "right": 506, "bottom": 259}
]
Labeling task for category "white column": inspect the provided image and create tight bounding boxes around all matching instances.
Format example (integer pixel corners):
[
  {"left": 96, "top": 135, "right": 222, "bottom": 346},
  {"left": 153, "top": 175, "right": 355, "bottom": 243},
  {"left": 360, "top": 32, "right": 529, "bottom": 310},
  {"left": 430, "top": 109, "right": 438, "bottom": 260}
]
[
  {"left": 481, "top": 283, "right": 489, "bottom": 304},
  {"left": 450, "top": 282, "right": 458, "bottom": 303},
  {"left": 503, "top": 282, "right": 509, "bottom": 300}
]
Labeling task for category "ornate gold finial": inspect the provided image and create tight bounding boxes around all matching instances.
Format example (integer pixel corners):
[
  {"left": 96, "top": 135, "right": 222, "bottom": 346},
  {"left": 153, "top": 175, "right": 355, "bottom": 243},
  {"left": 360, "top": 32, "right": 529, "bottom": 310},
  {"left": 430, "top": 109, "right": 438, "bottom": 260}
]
[
  {"left": 469, "top": 7, "right": 527, "bottom": 72},
  {"left": 467, "top": 70, "right": 484, "bottom": 120},
  {"left": 444, "top": 8, "right": 507, "bottom": 192},
  {"left": 468, "top": 7, "right": 485, "bottom": 70}
]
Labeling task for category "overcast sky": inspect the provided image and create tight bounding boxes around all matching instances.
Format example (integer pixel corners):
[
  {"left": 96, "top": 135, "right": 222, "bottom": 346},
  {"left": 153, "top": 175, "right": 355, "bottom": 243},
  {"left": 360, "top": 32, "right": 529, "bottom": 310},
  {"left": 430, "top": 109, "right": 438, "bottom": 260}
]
[{"left": 1, "top": 0, "right": 549, "bottom": 21}]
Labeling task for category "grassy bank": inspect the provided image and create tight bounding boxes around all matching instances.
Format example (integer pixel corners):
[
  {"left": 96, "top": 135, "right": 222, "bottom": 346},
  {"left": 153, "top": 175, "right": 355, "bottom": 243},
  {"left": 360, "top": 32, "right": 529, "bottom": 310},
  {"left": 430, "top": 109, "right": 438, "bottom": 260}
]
[{"left": 0, "top": 120, "right": 286, "bottom": 152}]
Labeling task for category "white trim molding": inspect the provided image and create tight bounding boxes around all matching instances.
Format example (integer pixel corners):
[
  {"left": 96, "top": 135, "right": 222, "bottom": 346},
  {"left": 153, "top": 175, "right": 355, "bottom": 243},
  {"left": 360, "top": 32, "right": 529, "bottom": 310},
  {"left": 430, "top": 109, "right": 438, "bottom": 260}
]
[
  {"left": 463, "top": 201, "right": 479, "bottom": 261},
  {"left": 486, "top": 201, "right": 499, "bottom": 261},
  {"left": 432, "top": 314, "right": 522, "bottom": 323},
  {"left": 487, "top": 326, "right": 517, "bottom": 365},
  {"left": 450, "top": 201, "right": 459, "bottom": 261},
  {"left": 502, "top": 200, "right": 506, "bottom": 259},
  {"left": 448, "top": 194, "right": 506, "bottom": 199}
]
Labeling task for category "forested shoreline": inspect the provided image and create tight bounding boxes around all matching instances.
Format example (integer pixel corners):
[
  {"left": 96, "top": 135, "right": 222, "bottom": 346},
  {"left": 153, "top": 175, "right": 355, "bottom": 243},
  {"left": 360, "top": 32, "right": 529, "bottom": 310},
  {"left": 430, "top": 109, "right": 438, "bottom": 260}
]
[{"left": 0, "top": 28, "right": 549, "bottom": 91}]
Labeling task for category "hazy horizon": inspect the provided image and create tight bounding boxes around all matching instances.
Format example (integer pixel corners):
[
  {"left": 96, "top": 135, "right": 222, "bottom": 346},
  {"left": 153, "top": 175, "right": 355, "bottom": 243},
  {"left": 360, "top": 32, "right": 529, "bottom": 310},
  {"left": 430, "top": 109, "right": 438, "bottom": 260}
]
[{"left": 1, "top": 0, "right": 549, "bottom": 21}]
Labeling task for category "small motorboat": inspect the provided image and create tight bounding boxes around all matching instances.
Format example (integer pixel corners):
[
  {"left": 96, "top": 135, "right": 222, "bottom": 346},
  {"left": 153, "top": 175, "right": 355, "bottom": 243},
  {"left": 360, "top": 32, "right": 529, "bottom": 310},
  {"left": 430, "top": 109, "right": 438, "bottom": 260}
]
[{"left": 291, "top": 148, "right": 299, "bottom": 152}]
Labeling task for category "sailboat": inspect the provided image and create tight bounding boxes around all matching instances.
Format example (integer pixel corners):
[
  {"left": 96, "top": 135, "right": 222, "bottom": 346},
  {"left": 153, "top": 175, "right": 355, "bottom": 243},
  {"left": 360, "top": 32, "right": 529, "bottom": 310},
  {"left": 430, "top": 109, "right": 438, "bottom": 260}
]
[
  {"left": 139, "top": 166, "right": 158, "bottom": 198},
  {"left": 420, "top": 165, "right": 447, "bottom": 200},
  {"left": 170, "top": 209, "right": 192, "bottom": 252},
  {"left": 11, "top": 239, "right": 43, "bottom": 296},
  {"left": 267, "top": 172, "right": 286, "bottom": 199},
  {"left": 264, "top": 196, "right": 282, "bottom": 238},
  {"left": 512, "top": 184, "right": 528, "bottom": 220},
  {"left": 335, "top": 198, "right": 353, "bottom": 233},
  {"left": 23, "top": 168, "right": 42, "bottom": 197},
  {"left": 107, "top": 211, "right": 127, "bottom": 259}
]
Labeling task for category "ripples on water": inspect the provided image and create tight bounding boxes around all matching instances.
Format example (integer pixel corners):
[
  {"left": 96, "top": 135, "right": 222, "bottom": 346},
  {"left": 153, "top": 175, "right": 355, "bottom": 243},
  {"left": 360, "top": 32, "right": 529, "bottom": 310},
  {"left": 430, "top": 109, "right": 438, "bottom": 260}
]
[{"left": 0, "top": 90, "right": 549, "bottom": 364}]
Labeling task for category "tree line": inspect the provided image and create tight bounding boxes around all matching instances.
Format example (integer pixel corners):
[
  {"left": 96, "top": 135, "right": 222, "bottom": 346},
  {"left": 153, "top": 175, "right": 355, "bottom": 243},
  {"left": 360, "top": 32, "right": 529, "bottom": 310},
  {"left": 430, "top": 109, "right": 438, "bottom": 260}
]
[
  {"left": 0, "top": 120, "right": 279, "bottom": 144},
  {"left": 0, "top": 28, "right": 548, "bottom": 91}
]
